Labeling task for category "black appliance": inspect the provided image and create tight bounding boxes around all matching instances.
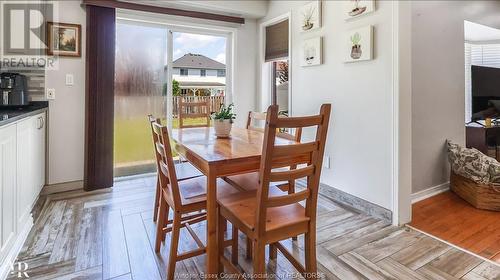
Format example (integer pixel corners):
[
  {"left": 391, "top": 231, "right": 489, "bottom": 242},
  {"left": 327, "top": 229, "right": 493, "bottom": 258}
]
[{"left": 0, "top": 73, "right": 29, "bottom": 106}]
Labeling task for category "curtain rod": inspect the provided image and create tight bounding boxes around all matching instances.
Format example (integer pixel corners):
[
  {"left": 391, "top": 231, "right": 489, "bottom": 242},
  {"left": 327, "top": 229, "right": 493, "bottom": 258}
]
[{"left": 82, "top": 0, "right": 245, "bottom": 24}]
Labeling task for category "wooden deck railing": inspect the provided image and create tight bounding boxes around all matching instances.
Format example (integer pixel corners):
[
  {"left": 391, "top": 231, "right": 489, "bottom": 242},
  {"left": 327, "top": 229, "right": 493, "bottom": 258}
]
[{"left": 173, "top": 96, "right": 225, "bottom": 117}]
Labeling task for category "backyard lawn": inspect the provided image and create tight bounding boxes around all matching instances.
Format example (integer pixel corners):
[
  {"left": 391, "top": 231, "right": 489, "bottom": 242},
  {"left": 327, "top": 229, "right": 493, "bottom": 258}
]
[{"left": 114, "top": 117, "right": 209, "bottom": 165}]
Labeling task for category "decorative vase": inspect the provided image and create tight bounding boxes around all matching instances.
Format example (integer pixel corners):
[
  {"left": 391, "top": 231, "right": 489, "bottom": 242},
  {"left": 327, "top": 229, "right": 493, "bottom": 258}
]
[
  {"left": 351, "top": 45, "right": 362, "bottom": 59},
  {"left": 214, "top": 119, "right": 232, "bottom": 138}
]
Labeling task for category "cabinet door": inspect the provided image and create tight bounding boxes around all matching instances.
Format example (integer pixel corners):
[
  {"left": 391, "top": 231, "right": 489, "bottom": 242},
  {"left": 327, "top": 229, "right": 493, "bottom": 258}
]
[
  {"left": 16, "top": 118, "right": 34, "bottom": 229},
  {"left": 33, "top": 113, "right": 46, "bottom": 194},
  {"left": 0, "top": 124, "right": 17, "bottom": 261}
]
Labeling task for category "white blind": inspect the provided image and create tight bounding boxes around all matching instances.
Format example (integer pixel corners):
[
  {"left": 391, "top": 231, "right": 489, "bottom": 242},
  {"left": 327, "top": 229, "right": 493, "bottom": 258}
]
[{"left": 465, "top": 43, "right": 500, "bottom": 121}]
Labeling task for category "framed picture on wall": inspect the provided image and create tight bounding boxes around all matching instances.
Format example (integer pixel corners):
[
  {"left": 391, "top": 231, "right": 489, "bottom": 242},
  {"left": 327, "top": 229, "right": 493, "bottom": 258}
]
[
  {"left": 299, "top": 1, "right": 322, "bottom": 32},
  {"left": 343, "top": 0, "right": 375, "bottom": 21},
  {"left": 344, "top": 26, "right": 373, "bottom": 62},
  {"left": 301, "top": 37, "right": 323, "bottom": 67},
  {"left": 46, "top": 22, "right": 82, "bottom": 57}
]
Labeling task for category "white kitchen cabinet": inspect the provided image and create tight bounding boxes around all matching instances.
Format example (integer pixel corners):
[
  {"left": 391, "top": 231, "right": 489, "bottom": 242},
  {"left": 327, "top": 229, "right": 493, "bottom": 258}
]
[
  {"left": 0, "top": 111, "right": 46, "bottom": 279},
  {"left": 0, "top": 124, "right": 17, "bottom": 262}
]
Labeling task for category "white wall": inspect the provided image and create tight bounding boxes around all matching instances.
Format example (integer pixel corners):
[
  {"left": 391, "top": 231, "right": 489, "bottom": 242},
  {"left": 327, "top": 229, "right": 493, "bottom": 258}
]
[
  {"left": 45, "top": 1, "right": 86, "bottom": 185},
  {"left": 259, "top": 1, "right": 398, "bottom": 210},
  {"left": 411, "top": 1, "right": 500, "bottom": 194}
]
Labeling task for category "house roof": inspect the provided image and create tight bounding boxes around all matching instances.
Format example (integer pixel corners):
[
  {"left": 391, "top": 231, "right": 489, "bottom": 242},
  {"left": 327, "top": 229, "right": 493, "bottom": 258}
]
[{"left": 172, "top": 53, "right": 226, "bottom": 70}]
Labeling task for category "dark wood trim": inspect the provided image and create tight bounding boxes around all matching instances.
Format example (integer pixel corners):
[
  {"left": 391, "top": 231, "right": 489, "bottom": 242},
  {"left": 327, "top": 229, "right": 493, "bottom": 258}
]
[
  {"left": 82, "top": 0, "right": 245, "bottom": 24},
  {"left": 84, "top": 5, "right": 116, "bottom": 191},
  {"left": 271, "top": 61, "right": 277, "bottom": 106}
]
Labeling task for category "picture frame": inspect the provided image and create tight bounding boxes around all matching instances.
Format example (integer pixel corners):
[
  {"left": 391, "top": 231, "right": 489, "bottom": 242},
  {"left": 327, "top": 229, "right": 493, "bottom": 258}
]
[
  {"left": 343, "top": 0, "right": 375, "bottom": 21},
  {"left": 299, "top": 1, "right": 322, "bottom": 33},
  {"left": 301, "top": 37, "right": 323, "bottom": 67},
  {"left": 46, "top": 22, "right": 82, "bottom": 57},
  {"left": 344, "top": 26, "right": 373, "bottom": 63}
]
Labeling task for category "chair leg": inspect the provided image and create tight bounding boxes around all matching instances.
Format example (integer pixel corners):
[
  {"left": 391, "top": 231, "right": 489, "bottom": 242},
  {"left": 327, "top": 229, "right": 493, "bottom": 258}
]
[
  {"left": 218, "top": 212, "right": 226, "bottom": 275},
  {"left": 252, "top": 241, "right": 266, "bottom": 279},
  {"left": 163, "top": 205, "right": 171, "bottom": 240},
  {"left": 304, "top": 230, "right": 317, "bottom": 279},
  {"left": 153, "top": 176, "right": 160, "bottom": 222},
  {"left": 246, "top": 237, "right": 253, "bottom": 259},
  {"left": 269, "top": 243, "right": 277, "bottom": 260},
  {"left": 167, "top": 212, "right": 181, "bottom": 280},
  {"left": 155, "top": 195, "right": 167, "bottom": 252},
  {"left": 231, "top": 226, "right": 239, "bottom": 265}
]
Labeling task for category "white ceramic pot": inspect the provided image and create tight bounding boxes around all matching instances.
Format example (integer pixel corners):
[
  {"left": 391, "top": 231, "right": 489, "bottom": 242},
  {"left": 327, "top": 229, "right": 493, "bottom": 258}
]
[{"left": 214, "top": 119, "right": 232, "bottom": 138}]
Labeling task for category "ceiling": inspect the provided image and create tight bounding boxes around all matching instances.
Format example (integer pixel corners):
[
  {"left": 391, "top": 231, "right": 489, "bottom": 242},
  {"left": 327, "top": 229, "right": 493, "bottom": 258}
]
[{"left": 465, "top": 20, "right": 500, "bottom": 42}]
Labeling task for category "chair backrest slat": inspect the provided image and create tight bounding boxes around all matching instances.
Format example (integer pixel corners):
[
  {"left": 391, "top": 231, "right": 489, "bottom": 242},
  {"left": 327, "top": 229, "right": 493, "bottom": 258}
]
[
  {"left": 178, "top": 99, "right": 211, "bottom": 128},
  {"left": 150, "top": 121, "right": 182, "bottom": 209},
  {"left": 247, "top": 111, "right": 303, "bottom": 142},
  {"left": 254, "top": 104, "right": 331, "bottom": 236}
]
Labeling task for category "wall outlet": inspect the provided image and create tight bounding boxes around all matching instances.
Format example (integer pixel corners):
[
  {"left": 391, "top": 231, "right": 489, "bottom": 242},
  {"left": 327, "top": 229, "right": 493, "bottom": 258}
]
[
  {"left": 46, "top": 88, "right": 56, "bottom": 100},
  {"left": 323, "top": 155, "right": 331, "bottom": 169},
  {"left": 65, "top": 74, "right": 74, "bottom": 86}
]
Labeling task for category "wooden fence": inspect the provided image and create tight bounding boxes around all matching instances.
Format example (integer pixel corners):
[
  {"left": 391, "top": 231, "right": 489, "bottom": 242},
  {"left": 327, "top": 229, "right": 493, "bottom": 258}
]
[{"left": 172, "top": 96, "right": 225, "bottom": 117}]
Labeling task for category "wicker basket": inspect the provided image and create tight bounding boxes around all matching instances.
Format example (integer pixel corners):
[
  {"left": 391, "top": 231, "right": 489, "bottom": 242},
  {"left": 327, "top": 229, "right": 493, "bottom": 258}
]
[{"left": 450, "top": 172, "right": 500, "bottom": 211}]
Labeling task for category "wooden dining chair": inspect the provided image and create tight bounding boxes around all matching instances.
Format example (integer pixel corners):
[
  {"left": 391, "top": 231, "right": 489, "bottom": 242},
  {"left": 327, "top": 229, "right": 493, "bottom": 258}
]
[
  {"left": 217, "top": 104, "right": 331, "bottom": 279},
  {"left": 152, "top": 123, "right": 241, "bottom": 280},
  {"left": 178, "top": 99, "right": 211, "bottom": 128},
  {"left": 148, "top": 115, "right": 203, "bottom": 222},
  {"left": 246, "top": 111, "right": 267, "bottom": 132}
]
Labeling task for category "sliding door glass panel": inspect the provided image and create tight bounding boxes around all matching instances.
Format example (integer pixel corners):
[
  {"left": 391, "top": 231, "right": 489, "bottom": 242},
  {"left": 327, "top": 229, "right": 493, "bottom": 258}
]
[
  {"left": 171, "top": 31, "right": 227, "bottom": 126},
  {"left": 114, "top": 21, "right": 167, "bottom": 177}
]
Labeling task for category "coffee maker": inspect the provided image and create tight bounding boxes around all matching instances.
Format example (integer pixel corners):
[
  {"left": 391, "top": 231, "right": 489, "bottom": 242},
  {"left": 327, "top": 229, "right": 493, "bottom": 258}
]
[{"left": 0, "top": 73, "right": 29, "bottom": 106}]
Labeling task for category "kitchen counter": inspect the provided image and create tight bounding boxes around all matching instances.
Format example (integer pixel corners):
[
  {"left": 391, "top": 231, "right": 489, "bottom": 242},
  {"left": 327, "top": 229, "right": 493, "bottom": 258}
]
[{"left": 0, "top": 101, "right": 48, "bottom": 127}]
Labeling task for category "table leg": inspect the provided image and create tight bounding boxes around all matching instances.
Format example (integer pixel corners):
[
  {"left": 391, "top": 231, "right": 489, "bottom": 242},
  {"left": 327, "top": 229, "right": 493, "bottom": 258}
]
[{"left": 206, "top": 171, "right": 218, "bottom": 278}]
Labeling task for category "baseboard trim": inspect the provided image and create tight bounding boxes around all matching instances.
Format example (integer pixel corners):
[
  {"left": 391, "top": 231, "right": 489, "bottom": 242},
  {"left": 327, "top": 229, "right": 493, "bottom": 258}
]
[
  {"left": 0, "top": 216, "right": 33, "bottom": 280},
  {"left": 411, "top": 182, "right": 450, "bottom": 204},
  {"left": 40, "top": 180, "right": 84, "bottom": 195},
  {"left": 297, "top": 180, "right": 393, "bottom": 223}
]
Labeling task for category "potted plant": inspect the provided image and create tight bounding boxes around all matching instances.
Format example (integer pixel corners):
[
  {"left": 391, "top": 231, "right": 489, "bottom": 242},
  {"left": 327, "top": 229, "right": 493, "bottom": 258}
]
[
  {"left": 212, "top": 103, "right": 236, "bottom": 138},
  {"left": 350, "top": 32, "right": 362, "bottom": 59}
]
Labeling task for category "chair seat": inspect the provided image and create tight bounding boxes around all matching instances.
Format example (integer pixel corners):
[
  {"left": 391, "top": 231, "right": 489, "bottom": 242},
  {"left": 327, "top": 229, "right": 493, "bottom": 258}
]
[
  {"left": 217, "top": 186, "right": 310, "bottom": 237},
  {"left": 224, "top": 172, "right": 289, "bottom": 192},
  {"left": 175, "top": 162, "right": 203, "bottom": 181},
  {"left": 163, "top": 176, "right": 240, "bottom": 212}
]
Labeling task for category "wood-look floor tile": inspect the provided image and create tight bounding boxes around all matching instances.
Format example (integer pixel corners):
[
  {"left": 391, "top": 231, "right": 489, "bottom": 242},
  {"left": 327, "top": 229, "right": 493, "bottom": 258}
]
[
  {"left": 75, "top": 207, "right": 103, "bottom": 271},
  {"left": 339, "top": 252, "right": 395, "bottom": 280},
  {"left": 470, "top": 261, "right": 500, "bottom": 280},
  {"left": 49, "top": 202, "right": 83, "bottom": 264},
  {"left": 102, "top": 210, "right": 130, "bottom": 279},
  {"left": 391, "top": 236, "right": 451, "bottom": 270},
  {"left": 376, "top": 258, "right": 427, "bottom": 280},
  {"left": 354, "top": 228, "right": 423, "bottom": 262},
  {"left": 429, "top": 248, "right": 483, "bottom": 278},
  {"left": 122, "top": 213, "right": 162, "bottom": 280},
  {"left": 416, "top": 264, "right": 458, "bottom": 280},
  {"left": 317, "top": 214, "right": 378, "bottom": 243}
]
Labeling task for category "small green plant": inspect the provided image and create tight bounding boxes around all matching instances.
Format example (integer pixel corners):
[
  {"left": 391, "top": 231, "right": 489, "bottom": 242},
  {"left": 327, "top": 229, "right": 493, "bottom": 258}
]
[
  {"left": 351, "top": 32, "right": 361, "bottom": 45},
  {"left": 212, "top": 103, "right": 236, "bottom": 123}
]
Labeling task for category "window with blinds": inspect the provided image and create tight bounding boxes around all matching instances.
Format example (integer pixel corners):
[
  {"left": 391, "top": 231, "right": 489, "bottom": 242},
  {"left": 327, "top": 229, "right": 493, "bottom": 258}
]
[
  {"left": 464, "top": 43, "right": 500, "bottom": 121},
  {"left": 265, "top": 19, "right": 289, "bottom": 62}
]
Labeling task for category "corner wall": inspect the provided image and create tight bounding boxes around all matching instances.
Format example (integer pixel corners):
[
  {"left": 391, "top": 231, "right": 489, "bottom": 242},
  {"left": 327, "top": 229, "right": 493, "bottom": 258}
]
[
  {"left": 411, "top": 1, "right": 500, "bottom": 195},
  {"left": 259, "top": 1, "right": 399, "bottom": 211}
]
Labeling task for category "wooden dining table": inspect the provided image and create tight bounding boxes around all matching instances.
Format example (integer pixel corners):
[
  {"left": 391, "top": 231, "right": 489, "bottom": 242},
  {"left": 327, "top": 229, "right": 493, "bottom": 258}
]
[{"left": 170, "top": 126, "right": 299, "bottom": 277}]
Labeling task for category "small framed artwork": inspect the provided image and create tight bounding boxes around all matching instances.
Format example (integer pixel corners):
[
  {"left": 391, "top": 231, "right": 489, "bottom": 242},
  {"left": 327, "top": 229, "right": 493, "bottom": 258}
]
[
  {"left": 299, "top": 1, "right": 321, "bottom": 32},
  {"left": 301, "top": 37, "right": 322, "bottom": 67},
  {"left": 46, "top": 22, "right": 82, "bottom": 57},
  {"left": 344, "top": 26, "right": 373, "bottom": 62},
  {"left": 344, "top": 0, "right": 375, "bottom": 21}
]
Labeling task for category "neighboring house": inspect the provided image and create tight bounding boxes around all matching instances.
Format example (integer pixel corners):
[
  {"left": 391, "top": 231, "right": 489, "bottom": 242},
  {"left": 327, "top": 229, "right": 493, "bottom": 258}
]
[{"left": 171, "top": 53, "right": 226, "bottom": 96}]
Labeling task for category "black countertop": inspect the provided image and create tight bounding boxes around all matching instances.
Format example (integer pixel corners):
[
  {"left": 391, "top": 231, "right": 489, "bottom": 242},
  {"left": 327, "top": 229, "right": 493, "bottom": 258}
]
[{"left": 0, "top": 101, "right": 48, "bottom": 127}]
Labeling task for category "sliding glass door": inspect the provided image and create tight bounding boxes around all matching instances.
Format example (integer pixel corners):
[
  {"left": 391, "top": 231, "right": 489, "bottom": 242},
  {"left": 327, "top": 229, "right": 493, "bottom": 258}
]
[
  {"left": 113, "top": 19, "right": 230, "bottom": 177},
  {"left": 114, "top": 20, "right": 167, "bottom": 177}
]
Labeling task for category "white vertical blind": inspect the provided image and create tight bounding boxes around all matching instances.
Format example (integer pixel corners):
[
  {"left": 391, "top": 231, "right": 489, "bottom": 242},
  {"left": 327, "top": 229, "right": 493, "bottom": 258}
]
[{"left": 464, "top": 43, "right": 500, "bottom": 121}]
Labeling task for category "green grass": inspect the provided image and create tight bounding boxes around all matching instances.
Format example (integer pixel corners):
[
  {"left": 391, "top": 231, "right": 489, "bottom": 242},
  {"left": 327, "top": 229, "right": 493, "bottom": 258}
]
[{"left": 113, "top": 117, "right": 209, "bottom": 165}]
